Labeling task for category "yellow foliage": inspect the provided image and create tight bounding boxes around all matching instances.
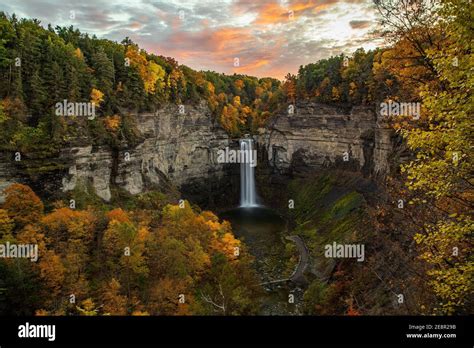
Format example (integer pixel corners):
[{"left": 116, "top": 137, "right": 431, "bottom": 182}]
[
  {"left": 207, "top": 82, "right": 215, "bottom": 94},
  {"left": 126, "top": 46, "right": 166, "bottom": 94},
  {"left": 42, "top": 207, "right": 96, "bottom": 244},
  {"left": 90, "top": 88, "right": 104, "bottom": 107},
  {"left": 104, "top": 115, "right": 121, "bottom": 131},
  {"left": 232, "top": 95, "right": 241, "bottom": 107},
  {"left": 77, "top": 298, "right": 98, "bottom": 316},
  {"left": 102, "top": 278, "right": 127, "bottom": 315},
  {"left": 0, "top": 209, "right": 14, "bottom": 238},
  {"left": 106, "top": 208, "right": 131, "bottom": 223},
  {"left": 74, "top": 48, "right": 84, "bottom": 60}
]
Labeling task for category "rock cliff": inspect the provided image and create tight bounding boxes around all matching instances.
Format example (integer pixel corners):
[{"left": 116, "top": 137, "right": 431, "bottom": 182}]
[
  {"left": 0, "top": 101, "right": 396, "bottom": 206},
  {"left": 61, "top": 101, "right": 234, "bottom": 206},
  {"left": 256, "top": 102, "right": 395, "bottom": 177},
  {"left": 0, "top": 101, "right": 234, "bottom": 206}
]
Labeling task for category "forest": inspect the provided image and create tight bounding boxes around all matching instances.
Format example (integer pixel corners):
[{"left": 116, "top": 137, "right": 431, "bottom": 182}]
[{"left": 0, "top": 0, "right": 472, "bottom": 316}]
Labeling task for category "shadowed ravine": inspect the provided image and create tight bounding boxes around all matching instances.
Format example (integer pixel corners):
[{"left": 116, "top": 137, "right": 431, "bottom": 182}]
[
  {"left": 221, "top": 140, "right": 307, "bottom": 314},
  {"left": 220, "top": 207, "right": 302, "bottom": 315}
]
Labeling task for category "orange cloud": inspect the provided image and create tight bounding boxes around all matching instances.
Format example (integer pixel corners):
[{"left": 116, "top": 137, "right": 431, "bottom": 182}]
[
  {"left": 129, "top": 22, "right": 142, "bottom": 30},
  {"left": 212, "top": 28, "right": 254, "bottom": 51},
  {"left": 254, "top": 3, "right": 289, "bottom": 25},
  {"left": 253, "top": 0, "right": 339, "bottom": 24},
  {"left": 141, "top": 0, "right": 375, "bottom": 79},
  {"left": 234, "top": 59, "right": 270, "bottom": 73}
]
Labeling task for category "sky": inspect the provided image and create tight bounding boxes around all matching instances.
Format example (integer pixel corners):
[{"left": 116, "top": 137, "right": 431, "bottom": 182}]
[{"left": 1, "top": 0, "right": 383, "bottom": 79}]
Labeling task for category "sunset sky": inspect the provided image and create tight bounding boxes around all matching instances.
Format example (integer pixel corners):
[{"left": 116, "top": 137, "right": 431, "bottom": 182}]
[{"left": 1, "top": 0, "right": 383, "bottom": 79}]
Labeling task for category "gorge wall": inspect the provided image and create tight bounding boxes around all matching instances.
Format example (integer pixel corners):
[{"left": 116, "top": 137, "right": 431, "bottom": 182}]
[
  {"left": 0, "top": 100, "right": 396, "bottom": 206},
  {"left": 60, "top": 101, "right": 233, "bottom": 206},
  {"left": 256, "top": 101, "right": 395, "bottom": 178},
  {"left": 0, "top": 101, "right": 235, "bottom": 207}
]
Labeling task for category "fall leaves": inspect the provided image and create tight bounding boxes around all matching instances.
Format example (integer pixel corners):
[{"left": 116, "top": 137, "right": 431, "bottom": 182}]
[
  {"left": 125, "top": 45, "right": 166, "bottom": 95},
  {"left": 3, "top": 183, "right": 43, "bottom": 229},
  {"left": 214, "top": 77, "right": 279, "bottom": 136},
  {"left": 376, "top": 0, "right": 474, "bottom": 315},
  {"left": 0, "top": 184, "right": 261, "bottom": 316}
]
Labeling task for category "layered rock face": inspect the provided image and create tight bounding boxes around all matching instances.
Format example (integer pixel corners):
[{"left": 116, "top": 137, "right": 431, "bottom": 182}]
[
  {"left": 56, "top": 101, "right": 232, "bottom": 204},
  {"left": 0, "top": 101, "right": 396, "bottom": 206},
  {"left": 256, "top": 102, "right": 394, "bottom": 177}
]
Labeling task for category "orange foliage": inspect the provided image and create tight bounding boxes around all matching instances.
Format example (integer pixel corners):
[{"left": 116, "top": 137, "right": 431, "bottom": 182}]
[
  {"left": 41, "top": 207, "right": 96, "bottom": 246},
  {"left": 3, "top": 183, "right": 44, "bottom": 229},
  {"left": 346, "top": 303, "right": 360, "bottom": 316},
  {"left": 106, "top": 208, "right": 131, "bottom": 224},
  {"left": 282, "top": 73, "right": 296, "bottom": 104},
  {"left": 234, "top": 79, "right": 245, "bottom": 90},
  {"left": 104, "top": 115, "right": 121, "bottom": 131},
  {"left": 90, "top": 88, "right": 104, "bottom": 107}
]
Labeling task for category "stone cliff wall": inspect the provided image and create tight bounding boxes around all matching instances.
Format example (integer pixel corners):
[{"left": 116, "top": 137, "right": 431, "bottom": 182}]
[
  {"left": 0, "top": 101, "right": 396, "bottom": 205},
  {"left": 256, "top": 102, "right": 395, "bottom": 177},
  {"left": 60, "top": 101, "right": 232, "bottom": 204},
  {"left": 0, "top": 101, "right": 234, "bottom": 206}
]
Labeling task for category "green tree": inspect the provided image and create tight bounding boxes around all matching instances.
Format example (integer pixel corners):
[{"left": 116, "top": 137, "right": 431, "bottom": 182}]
[{"left": 399, "top": 0, "right": 473, "bottom": 314}]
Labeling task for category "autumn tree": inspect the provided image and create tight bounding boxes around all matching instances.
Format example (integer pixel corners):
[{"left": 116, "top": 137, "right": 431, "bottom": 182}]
[
  {"left": 199, "top": 252, "right": 262, "bottom": 315},
  {"left": 374, "top": 0, "right": 444, "bottom": 95},
  {"left": 90, "top": 88, "right": 104, "bottom": 108},
  {"left": 102, "top": 209, "right": 149, "bottom": 300},
  {"left": 396, "top": 0, "right": 473, "bottom": 314},
  {"left": 3, "top": 183, "right": 44, "bottom": 230},
  {"left": 101, "top": 278, "right": 127, "bottom": 315},
  {"left": 41, "top": 207, "right": 96, "bottom": 299},
  {"left": 19, "top": 223, "right": 66, "bottom": 310},
  {"left": 282, "top": 73, "right": 296, "bottom": 104},
  {"left": 0, "top": 209, "right": 14, "bottom": 240}
]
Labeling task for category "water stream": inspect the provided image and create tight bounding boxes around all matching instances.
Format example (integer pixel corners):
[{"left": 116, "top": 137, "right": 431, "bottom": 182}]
[
  {"left": 219, "top": 138, "right": 300, "bottom": 314},
  {"left": 240, "top": 138, "right": 257, "bottom": 207}
]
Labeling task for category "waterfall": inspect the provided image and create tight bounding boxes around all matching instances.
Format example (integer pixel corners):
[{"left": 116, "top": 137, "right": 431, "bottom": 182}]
[{"left": 240, "top": 138, "right": 257, "bottom": 207}]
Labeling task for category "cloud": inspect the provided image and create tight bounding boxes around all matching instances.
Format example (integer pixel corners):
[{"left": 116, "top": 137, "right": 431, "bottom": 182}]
[{"left": 0, "top": 0, "right": 382, "bottom": 79}]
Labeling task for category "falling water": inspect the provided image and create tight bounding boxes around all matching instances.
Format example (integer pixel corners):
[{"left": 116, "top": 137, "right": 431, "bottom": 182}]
[{"left": 240, "top": 138, "right": 257, "bottom": 207}]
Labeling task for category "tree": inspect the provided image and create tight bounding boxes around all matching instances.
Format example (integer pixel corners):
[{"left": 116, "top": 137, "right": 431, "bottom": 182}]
[
  {"left": 76, "top": 298, "right": 99, "bottom": 316},
  {"left": 90, "top": 88, "right": 104, "bottom": 108},
  {"left": 101, "top": 278, "right": 127, "bottom": 315},
  {"left": 41, "top": 207, "right": 96, "bottom": 299},
  {"left": 234, "top": 79, "right": 244, "bottom": 91},
  {"left": 102, "top": 216, "right": 149, "bottom": 299},
  {"left": 282, "top": 73, "right": 296, "bottom": 104},
  {"left": 303, "top": 279, "right": 329, "bottom": 314},
  {"left": 374, "top": 0, "right": 444, "bottom": 97},
  {"left": 144, "top": 60, "right": 165, "bottom": 94},
  {"left": 91, "top": 47, "right": 114, "bottom": 97},
  {"left": 199, "top": 253, "right": 262, "bottom": 315},
  {"left": 0, "top": 209, "right": 14, "bottom": 239},
  {"left": 397, "top": 0, "right": 473, "bottom": 314},
  {"left": 3, "top": 183, "right": 44, "bottom": 230}
]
